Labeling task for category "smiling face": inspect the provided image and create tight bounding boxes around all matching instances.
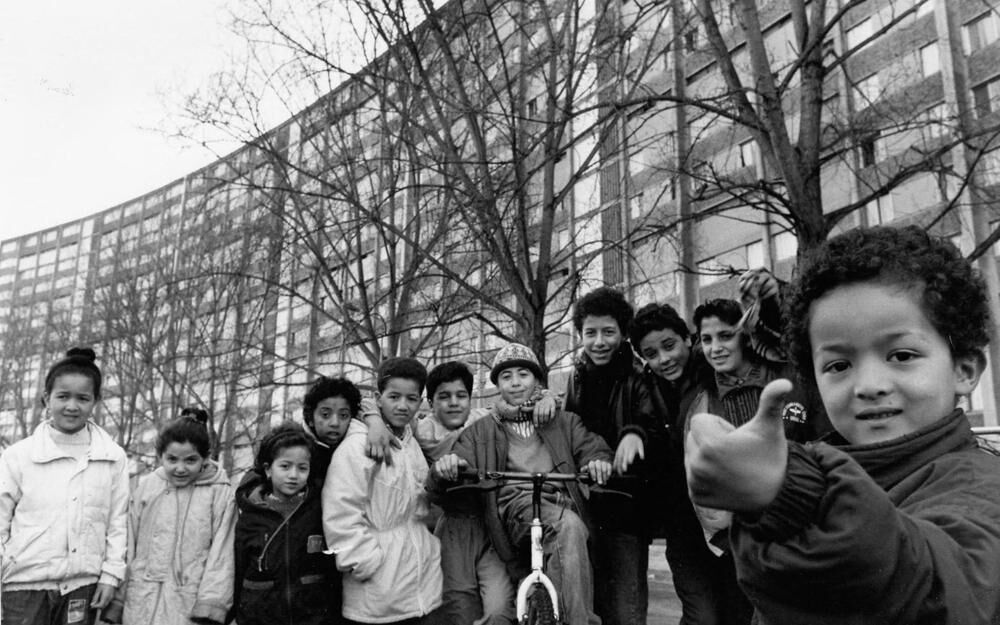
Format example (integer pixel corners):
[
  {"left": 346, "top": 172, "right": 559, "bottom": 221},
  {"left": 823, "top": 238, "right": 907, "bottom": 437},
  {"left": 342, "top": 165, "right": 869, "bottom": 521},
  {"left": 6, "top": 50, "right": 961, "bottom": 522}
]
[
  {"left": 430, "top": 379, "right": 472, "bottom": 430},
  {"left": 46, "top": 373, "right": 97, "bottom": 435},
  {"left": 580, "top": 315, "right": 624, "bottom": 366},
  {"left": 312, "top": 396, "right": 352, "bottom": 449},
  {"left": 376, "top": 377, "right": 423, "bottom": 436},
  {"left": 699, "top": 316, "right": 749, "bottom": 377},
  {"left": 266, "top": 445, "right": 311, "bottom": 500},
  {"left": 160, "top": 441, "right": 208, "bottom": 488},
  {"left": 496, "top": 367, "right": 538, "bottom": 406},
  {"left": 638, "top": 328, "right": 691, "bottom": 382},
  {"left": 809, "top": 281, "right": 981, "bottom": 445}
]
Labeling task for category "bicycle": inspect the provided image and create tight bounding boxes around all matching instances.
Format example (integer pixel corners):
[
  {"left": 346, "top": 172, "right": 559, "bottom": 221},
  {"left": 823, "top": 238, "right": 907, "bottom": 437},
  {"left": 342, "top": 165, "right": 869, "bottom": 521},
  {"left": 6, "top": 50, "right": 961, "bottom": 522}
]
[{"left": 448, "top": 469, "right": 631, "bottom": 625}]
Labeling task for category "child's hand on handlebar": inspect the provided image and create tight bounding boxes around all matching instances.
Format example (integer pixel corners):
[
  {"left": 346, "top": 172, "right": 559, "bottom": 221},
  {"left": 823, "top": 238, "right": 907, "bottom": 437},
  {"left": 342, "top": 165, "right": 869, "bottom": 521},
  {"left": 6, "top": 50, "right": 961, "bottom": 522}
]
[
  {"left": 585, "top": 459, "right": 613, "bottom": 485},
  {"left": 432, "top": 453, "right": 468, "bottom": 482}
]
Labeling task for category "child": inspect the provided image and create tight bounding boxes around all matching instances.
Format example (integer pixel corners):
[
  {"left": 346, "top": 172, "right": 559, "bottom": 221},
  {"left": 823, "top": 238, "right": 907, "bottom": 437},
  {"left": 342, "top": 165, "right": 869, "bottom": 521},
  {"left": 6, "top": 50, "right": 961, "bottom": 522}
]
[
  {"left": 111, "top": 412, "right": 236, "bottom": 625},
  {"left": 564, "top": 287, "right": 656, "bottom": 625},
  {"left": 423, "top": 361, "right": 514, "bottom": 625},
  {"left": 432, "top": 343, "right": 614, "bottom": 625},
  {"left": 686, "top": 225, "right": 1000, "bottom": 623},
  {"left": 0, "top": 347, "right": 128, "bottom": 625},
  {"left": 234, "top": 422, "right": 340, "bottom": 625},
  {"left": 301, "top": 376, "right": 360, "bottom": 488},
  {"left": 630, "top": 303, "right": 728, "bottom": 625},
  {"left": 323, "top": 358, "right": 442, "bottom": 624}
]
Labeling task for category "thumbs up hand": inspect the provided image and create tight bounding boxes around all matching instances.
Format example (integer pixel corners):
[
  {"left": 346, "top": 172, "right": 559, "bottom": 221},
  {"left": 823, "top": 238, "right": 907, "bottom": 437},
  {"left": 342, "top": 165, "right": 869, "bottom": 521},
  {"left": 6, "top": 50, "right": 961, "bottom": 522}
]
[{"left": 685, "top": 379, "right": 792, "bottom": 513}]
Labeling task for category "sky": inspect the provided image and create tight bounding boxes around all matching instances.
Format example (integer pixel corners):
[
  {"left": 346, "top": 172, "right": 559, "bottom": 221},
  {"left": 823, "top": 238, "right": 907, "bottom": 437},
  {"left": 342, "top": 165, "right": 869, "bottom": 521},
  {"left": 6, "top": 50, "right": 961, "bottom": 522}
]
[{"left": 0, "top": 1, "right": 244, "bottom": 240}]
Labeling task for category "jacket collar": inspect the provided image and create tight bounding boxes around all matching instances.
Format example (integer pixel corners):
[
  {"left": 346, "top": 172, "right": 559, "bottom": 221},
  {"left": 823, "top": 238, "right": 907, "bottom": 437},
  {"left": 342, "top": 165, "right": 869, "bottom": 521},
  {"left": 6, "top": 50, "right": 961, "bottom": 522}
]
[
  {"left": 839, "top": 409, "right": 976, "bottom": 490},
  {"left": 29, "top": 421, "right": 120, "bottom": 464}
]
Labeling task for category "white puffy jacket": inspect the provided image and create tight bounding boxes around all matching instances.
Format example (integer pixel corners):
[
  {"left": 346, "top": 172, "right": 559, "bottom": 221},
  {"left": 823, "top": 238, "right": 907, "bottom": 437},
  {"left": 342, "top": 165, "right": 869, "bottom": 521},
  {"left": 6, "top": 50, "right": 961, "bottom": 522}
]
[
  {"left": 323, "top": 419, "right": 442, "bottom": 623},
  {"left": 0, "top": 422, "right": 129, "bottom": 592}
]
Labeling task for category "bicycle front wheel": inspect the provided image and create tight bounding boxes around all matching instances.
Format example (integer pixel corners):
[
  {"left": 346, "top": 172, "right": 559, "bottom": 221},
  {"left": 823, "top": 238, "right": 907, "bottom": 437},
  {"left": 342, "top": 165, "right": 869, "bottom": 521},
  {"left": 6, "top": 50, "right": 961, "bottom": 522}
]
[{"left": 521, "top": 583, "right": 558, "bottom": 625}]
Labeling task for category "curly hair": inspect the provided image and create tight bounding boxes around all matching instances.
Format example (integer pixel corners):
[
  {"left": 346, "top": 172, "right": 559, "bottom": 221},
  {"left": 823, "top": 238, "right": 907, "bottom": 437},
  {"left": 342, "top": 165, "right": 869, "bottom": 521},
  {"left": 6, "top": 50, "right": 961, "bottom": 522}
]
[
  {"left": 572, "top": 287, "right": 634, "bottom": 334},
  {"left": 784, "top": 225, "right": 990, "bottom": 387},
  {"left": 156, "top": 410, "right": 212, "bottom": 458},
  {"left": 692, "top": 299, "right": 743, "bottom": 333},
  {"left": 302, "top": 376, "right": 362, "bottom": 428},
  {"left": 254, "top": 421, "right": 314, "bottom": 488},
  {"left": 427, "top": 361, "right": 474, "bottom": 398},
  {"left": 629, "top": 302, "right": 691, "bottom": 346}
]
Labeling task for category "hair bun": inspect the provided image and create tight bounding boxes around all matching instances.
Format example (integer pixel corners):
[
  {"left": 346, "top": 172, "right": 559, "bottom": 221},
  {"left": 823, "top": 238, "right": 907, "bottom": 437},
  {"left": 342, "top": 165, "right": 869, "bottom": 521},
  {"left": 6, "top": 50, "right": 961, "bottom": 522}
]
[
  {"left": 66, "top": 347, "right": 97, "bottom": 362},
  {"left": 180, "top": 407, "right": 210, "bottom": 425}
]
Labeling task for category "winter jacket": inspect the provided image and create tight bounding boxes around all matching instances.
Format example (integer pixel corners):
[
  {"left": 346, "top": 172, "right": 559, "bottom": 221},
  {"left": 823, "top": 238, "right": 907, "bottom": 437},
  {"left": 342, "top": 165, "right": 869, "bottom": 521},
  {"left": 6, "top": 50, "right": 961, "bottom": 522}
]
[
  {"left": 564, "top": 344, "right": 656, "bottom": 534},
  {"left": 439, "top": 409, "right": 613, "bottom": 563},
  {"left": 0, "top": 421, "right": 129, "bottom": 593},
  {"left": 732, "top": 409, "right": 1000, "bottom": 624},
  {"left": 323, "top": 419, "right": 442, "bottom": 623},
  {"left": 235, "top": 471, "right": 341, "bottom": 625},
  {"left": 119, "top": 462, "right": 236, "bottom": 625}
]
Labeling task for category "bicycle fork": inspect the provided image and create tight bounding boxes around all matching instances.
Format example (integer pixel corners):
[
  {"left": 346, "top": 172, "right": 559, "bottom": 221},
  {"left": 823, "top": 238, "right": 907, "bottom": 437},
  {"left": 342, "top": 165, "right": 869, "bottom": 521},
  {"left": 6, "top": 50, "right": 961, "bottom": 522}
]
[{"left": 515, "top": 474, "right": 560, "bottom": 624}]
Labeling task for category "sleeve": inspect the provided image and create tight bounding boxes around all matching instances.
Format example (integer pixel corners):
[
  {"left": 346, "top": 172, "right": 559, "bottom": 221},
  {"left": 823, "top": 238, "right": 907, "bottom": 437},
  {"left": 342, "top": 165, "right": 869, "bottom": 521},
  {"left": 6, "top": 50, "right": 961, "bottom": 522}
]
[
  {"left": 732, "top": 443, "right": 1000, "bottom": 623},
  {"left": 566, "top": 411, "right": 613, "bottom": 466},
  {"left": 191, "top": 484, "right": 237, "bottom": 624},
  {"left": 0, "top": 447, "right": 24, "bottom": 554},
  {"left": 108, "top": 477, "right": 145, "bottom": 620},
  {"left": 322, "top": 439, "right": 384, "bottom": 581},
  {"left": 99, "top": 452, "right": 130, "bottom": 586}
]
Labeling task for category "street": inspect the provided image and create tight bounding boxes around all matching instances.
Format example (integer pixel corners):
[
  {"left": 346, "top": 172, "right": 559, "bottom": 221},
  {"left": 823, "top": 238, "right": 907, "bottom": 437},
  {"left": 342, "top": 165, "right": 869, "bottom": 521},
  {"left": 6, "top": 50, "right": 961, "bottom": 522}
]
[{"left": 648, "top": 539, "right": 684, "bottom": 623}]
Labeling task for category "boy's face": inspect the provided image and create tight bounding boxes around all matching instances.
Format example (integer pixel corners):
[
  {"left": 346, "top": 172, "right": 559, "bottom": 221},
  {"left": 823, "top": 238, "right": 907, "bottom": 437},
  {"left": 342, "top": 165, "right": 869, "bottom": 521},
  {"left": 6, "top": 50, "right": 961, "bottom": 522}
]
[
  {"left": 496, "top": 367, "right": 537, "bottom": 406},
  {"left": 376, "top": 377, "right": 423, "bottom": 435},
  {"left": 312, "top": 396, "right": 353, "bottom": 448},
  {"left": 430, "top": 379, "right": 472, "bottom": 430},
  {"left": 699, "top": 316, "right": 748, "bottom": 376},
  {"left": 809, "top": 281, "right": 981, "bottom": 445},
  {"left": 580, "top": 315, "right": 623, "bottom": 366},
  {"left": 638, "top": 327, "right": 691, "bottom": 382}
]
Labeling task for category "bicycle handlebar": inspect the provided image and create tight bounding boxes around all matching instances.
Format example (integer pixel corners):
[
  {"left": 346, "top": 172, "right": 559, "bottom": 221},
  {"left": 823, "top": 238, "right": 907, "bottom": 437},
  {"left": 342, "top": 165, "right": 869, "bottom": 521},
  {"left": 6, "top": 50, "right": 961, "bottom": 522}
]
[{"left": 447, "top": 468, "right": 634, "bottom": 499}]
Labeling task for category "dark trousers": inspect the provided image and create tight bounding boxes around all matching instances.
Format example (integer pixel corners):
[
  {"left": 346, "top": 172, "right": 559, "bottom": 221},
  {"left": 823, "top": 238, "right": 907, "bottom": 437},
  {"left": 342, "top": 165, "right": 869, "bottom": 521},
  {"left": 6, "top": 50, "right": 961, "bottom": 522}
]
[
  {"left": 666, "top": 541, "right": 753, "bottom": 625},
  {"left": 2, "top": 585, "right": 97, "bottom": 625},
  {"left": 593, "top": 530, "right": 649, "bottom": 625}
]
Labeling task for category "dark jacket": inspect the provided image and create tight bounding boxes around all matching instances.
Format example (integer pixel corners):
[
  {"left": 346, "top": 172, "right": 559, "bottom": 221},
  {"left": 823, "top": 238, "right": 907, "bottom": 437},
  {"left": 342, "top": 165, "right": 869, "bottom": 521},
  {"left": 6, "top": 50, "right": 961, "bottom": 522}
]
[
  {"left": 441, "top": 409, "right": 613, "bottom": 563},
  {"left": 564, "top": 344, "right": 657, "bottom": 534},
  {"left": 234, "top": 472, "right": 341, "bottom": 625},
  {"left": 732, "top": 410, "right": 1000, "bottom": 624}
]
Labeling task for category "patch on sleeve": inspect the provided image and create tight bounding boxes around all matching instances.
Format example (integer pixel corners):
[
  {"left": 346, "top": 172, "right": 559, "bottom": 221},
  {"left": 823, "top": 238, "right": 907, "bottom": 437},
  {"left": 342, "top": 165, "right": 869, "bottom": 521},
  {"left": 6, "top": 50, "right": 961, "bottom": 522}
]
[
  {"left": 307, "top": 534, "right": 326, "bottom": 553},
  {"left": 782, "top": 402, "right": 807, "bottom": 424}
]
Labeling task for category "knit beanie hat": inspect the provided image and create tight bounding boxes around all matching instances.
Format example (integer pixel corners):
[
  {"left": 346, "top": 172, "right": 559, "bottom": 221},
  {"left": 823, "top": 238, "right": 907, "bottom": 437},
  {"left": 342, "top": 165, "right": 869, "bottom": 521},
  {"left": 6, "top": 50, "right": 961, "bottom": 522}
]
[{"left": 490, "top": 343, "right": 545, "bottom": 384}]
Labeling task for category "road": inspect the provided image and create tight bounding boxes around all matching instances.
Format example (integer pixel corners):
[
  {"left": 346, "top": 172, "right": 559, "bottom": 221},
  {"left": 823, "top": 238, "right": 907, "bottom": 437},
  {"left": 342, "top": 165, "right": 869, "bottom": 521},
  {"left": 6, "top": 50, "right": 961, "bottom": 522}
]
[{"left": 648, "top": 539, "right": 684, "bottom": 623}]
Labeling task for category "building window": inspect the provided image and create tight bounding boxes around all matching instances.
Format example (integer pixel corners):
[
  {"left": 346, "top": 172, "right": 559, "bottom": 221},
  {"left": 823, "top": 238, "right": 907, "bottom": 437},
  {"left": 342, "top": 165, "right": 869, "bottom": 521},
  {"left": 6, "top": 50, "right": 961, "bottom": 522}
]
[
  {"left": 773, "top": 231, "right": 798, "bottom": 261},
  {"left": 920, "top": 43, "right": 940, "bottom": 77},
  {"left": 739, "top": 140, "right": 756, "bottom": 169},
  {"left": 684, "top": 26, "right": 700, "bottom": 52},
  {"left": 981, "top": 150, "right": 1000, "bottom": 186},
  {"left": 865, "top": 195, "right": 895, "bottom": 225},
  {"left": 846, "top": 18, "right": 873, "bottom": 51},
  {"left": 972, "top": 77, "right": 1000, "bottom": 118},
  {"left": 921, "top": 103, "right": 948, "bottom": 138},
  {"left": 526, "top": 97, "right": 538, "bottom": 119},
  {"left": 916, "top": 0, "right": 935, "bottom": 19},
  {"left": 746, "top": 240, "right": 765, "bottom": 269},
  {"left": 963, "top": 12, "right": 1000, "bottom": 55},
  {"left": 858, "top": 132, "right": 884, "bottom": 167},
  {"left": 696, "top": 259, "right": 725, "bottom": 287},
  {"left": 853, "top": 74, "right": 880, "bottom": 110}
]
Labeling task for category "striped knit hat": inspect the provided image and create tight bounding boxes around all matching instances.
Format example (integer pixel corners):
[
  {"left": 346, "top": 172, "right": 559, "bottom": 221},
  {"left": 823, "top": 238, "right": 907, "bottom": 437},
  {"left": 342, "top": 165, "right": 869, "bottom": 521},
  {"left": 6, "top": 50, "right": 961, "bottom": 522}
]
[{"left": 490, "top": 343, "right": 545, "bottom": 384}]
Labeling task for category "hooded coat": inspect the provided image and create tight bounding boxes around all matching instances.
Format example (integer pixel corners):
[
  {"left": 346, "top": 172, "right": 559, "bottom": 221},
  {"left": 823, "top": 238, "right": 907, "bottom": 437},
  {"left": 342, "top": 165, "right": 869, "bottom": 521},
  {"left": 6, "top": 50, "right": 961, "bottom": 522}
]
[
  {"left": 234, "top": 471, "right": 341, "bottom": 625},
  {"left": 121, "top": 461, "right": 236, "bottom": 625}
]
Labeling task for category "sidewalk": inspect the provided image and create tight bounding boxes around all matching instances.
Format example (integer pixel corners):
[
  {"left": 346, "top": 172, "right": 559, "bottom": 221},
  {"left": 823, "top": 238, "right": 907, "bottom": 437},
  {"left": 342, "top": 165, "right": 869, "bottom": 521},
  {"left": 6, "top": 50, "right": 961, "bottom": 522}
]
[{"left": 648, "top": 539, "right": 683, "bottom": 623}]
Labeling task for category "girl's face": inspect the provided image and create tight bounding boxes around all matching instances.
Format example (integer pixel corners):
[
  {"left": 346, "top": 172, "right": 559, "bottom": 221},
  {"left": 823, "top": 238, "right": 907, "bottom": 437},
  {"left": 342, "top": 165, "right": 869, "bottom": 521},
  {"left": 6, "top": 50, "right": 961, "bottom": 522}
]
[
  {"left": 497, "top": 367, "right": 537, "bottom": 406},
  {"left": 809, "top": 281, "right": 982, "bottom": 445},
  {"left": 638, "top": 328, "right": 691, "bottom": 382},
  {"left": 699, "top": 316, "right": 749, "bottom": 377},
  {"left": 46, "top": 373, "right": 97, "bottom": 435},
  {"left": 160, "top": 441, "right": 208, "bottom": 488},
  {"left": 266, "top": 445, "right": 311, "bottom": 500},
  {"left": 312, "top": 396, "right": 352, "bottom": 449}
]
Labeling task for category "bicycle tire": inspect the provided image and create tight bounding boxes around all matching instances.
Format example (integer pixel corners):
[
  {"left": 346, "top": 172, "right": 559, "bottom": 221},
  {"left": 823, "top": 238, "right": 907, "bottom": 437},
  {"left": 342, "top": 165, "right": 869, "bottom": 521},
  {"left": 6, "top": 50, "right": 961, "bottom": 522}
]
[{"left": 522, "top": 583, "right": 558, "bottom": 625}]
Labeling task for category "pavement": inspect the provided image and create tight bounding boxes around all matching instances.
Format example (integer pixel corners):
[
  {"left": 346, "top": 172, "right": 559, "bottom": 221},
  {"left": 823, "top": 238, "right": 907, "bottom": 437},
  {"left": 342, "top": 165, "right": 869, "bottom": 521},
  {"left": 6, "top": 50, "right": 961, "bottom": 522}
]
[{"left": 648, "top": 539, "right": 684, "bottom": 623}]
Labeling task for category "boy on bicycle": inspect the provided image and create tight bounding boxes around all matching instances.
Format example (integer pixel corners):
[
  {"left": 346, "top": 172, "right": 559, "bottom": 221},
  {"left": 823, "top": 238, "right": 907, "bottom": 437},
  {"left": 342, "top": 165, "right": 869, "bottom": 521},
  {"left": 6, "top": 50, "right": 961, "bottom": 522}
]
[{"left": 432, "top": 342, "right": 613, "bottom": 625}]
